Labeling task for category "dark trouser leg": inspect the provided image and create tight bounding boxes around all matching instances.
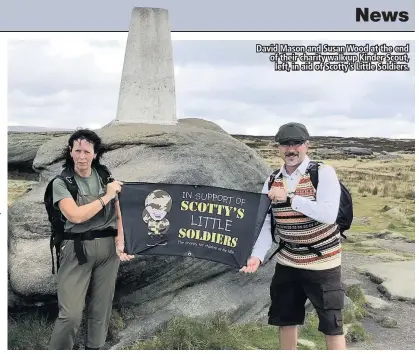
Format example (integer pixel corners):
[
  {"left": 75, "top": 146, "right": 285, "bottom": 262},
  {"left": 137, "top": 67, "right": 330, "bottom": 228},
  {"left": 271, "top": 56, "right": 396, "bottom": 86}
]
[
  {"left": 85, "top": 238, "right": 120, "bottom": 349},
  {"left": 49, "top": 240, "right": 94, "bottom": 350}
]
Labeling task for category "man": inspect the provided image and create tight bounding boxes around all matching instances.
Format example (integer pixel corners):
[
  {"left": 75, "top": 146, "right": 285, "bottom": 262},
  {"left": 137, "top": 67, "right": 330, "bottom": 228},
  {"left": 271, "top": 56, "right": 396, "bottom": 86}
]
[
  {"left": 47, "top": 129, "right": 134, "bottom": 350},
  {"left": 240, "top": 122, "right": 346, "bottom": 350}
]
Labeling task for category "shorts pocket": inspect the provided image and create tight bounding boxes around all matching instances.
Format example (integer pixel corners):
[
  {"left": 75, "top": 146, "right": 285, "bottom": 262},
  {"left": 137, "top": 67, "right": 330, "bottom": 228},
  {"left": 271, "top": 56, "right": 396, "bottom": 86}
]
[
  {"left": 321, "top": 283, "right": 344, "bottom": 310},
  {"left": 335, "top": 312, "right": 343, "bottom": 328}
]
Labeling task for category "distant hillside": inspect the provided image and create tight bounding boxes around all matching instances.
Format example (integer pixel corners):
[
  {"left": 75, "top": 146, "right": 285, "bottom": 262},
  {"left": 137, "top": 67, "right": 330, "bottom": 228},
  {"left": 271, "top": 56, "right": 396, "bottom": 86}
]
[
  {"left": 231, "top": 134, "right": 415, "bottom": 153},
  {"left": 8, "top": 126, "right": 73, "bottom": 133}
]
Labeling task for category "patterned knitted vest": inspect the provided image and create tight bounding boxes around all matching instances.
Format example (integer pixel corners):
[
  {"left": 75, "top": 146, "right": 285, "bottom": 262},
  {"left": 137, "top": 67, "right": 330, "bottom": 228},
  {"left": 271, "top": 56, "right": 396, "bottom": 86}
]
[{"left": 271, "top": 170, "right": 342, "bottom": 270}]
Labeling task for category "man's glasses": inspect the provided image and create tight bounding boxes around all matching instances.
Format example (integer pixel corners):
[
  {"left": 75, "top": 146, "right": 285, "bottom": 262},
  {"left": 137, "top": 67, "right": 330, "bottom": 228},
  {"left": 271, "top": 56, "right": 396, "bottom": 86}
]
[{"left": 279, "top": 141, "right": 305, "bottom": 147}]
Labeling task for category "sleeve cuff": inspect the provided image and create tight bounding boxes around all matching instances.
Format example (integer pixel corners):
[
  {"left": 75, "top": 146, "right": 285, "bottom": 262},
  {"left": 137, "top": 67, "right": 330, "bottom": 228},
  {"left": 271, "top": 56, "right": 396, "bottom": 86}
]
[
  {"left": 250, "top": 251, "right": 265, "bottom": 264},
  {"left": 290, "top": 195, "right": 304, "bottom": 211}
]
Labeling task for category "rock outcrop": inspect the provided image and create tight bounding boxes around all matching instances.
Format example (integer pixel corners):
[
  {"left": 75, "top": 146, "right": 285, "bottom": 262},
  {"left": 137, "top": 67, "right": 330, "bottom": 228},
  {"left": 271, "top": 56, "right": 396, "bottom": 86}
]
[
  {"left": 8, "top": 119, "right": 274, "bottom": 348},
  {"left": 8, "top": 131, "right": 69, "bottom": 171}
]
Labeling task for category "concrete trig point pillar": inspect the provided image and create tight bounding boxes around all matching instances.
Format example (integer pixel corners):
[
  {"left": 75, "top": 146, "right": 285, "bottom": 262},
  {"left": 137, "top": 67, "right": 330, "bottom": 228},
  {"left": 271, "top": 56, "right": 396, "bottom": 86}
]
[{"left": 113, "top": 7, "right": 177, "bottom": 125}]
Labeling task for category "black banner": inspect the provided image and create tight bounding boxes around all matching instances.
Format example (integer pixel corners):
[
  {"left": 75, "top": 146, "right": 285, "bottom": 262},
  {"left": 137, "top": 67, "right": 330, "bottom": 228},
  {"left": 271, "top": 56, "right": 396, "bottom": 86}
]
[{"left": 118, "top": 183, "right": 271, "bottom": 268}]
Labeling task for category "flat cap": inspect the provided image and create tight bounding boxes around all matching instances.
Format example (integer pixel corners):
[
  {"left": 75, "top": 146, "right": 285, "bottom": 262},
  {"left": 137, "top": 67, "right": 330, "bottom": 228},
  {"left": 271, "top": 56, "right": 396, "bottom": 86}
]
[{"left": 274, "top": 122, "right": 310, "bottom": 144}]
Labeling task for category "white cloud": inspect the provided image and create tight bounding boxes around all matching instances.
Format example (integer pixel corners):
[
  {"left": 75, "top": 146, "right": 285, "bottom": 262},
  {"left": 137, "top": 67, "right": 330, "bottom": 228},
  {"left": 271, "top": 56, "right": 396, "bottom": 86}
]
[
  {"left": 45, "top": 40, "right": 92, "bottom": 58},
  {"left": 7, "top": 39, "right": 414, "bottom": 138}
]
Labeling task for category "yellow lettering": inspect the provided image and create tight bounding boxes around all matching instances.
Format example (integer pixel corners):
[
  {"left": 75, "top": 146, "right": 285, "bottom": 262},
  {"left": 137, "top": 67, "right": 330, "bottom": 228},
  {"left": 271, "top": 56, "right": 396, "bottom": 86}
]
[
  {"left": 216, "top": 233, "right": 224, "bottom": 244},
  {"left": 203, "top": 231, "right": 212, "bottom": 241},
  {"left": 179, "top": 228, "right": 238, "bottom": 248},
  {"left": 186, "top": 229, "right": 195, "bottom": 238},
  {"left": 224, "top": 206, "right": 234, "bottom": 217},
  {"left": 194, "top": 229, "right": 203, "bottom": 240},
  {"left": 216, "top": 204, "right": 224, "bottom": 215},
  {"left": 236, "top": 208, "right": 245, "bottom": 219},
  {"left": 208, "top": 203, "right": 215, "bottom": 213},
  {"left": 197, "top": 202, "right": 207, "bottom": 213},
  {"left": 231, "top": 238, "right": 238, "bottom": 247},
  {"left": 223, "top": 235, "right": 232, "bottom": 247},
  {"left": 180, "top": 201, "right": 243, "bottom": 218}
]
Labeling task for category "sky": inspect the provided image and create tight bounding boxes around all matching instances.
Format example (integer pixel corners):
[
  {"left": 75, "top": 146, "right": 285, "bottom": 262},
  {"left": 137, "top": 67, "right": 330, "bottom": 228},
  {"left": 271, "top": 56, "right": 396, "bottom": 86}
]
[{"left": 8, "top": 39, "right": 415, "bottom": 138}]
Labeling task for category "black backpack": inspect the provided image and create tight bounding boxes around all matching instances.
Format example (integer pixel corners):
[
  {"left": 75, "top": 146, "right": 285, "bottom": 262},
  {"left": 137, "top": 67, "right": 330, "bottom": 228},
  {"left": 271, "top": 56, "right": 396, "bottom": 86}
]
[
  {"left": 44, "top": 164, "right": 114, "bottom": 274},
  {"left": 268, "top": 161, "right": 353, "bottom": 242}
]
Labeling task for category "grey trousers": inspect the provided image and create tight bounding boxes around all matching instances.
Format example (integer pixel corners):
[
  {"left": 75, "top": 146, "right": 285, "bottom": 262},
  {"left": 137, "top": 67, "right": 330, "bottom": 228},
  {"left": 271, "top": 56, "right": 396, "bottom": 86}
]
[{"left": 48, "top": 237, "right": 120, "bottom": 350}]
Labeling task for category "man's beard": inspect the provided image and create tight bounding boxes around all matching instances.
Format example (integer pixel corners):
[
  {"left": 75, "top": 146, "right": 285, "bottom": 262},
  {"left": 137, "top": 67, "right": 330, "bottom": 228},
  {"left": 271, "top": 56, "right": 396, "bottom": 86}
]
[{"left": 284, "top": 152, "right": 301, "bottom": 166}]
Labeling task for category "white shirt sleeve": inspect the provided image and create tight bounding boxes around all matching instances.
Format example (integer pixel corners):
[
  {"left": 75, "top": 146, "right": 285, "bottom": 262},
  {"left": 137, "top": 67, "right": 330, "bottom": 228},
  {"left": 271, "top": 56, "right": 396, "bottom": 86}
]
[
  {"left": 290, "top": 164, "right": 341, "bottom": 224},
  {"left": 250, "top": 177, "right": 273, "bottom": 263}
]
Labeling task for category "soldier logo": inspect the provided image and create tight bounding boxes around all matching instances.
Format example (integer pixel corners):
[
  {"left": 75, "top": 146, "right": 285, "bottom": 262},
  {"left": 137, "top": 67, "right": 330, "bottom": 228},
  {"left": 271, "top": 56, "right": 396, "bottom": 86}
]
[{"left": 142, "top": 189, "right": 172, "bottom": 247}]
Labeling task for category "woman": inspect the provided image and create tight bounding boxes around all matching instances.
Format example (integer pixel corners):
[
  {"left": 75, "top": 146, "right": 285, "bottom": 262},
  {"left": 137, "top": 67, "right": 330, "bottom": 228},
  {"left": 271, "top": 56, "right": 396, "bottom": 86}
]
[{"left": 48, "top": 129, "right": 133, "bottom": 350}]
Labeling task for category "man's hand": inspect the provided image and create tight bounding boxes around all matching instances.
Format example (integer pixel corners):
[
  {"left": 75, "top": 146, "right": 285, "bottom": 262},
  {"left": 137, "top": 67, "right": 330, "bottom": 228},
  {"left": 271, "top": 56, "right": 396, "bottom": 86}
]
[
  {"left": 268, "top": 186, "right": 287, "bottom": 203},
  {"left": 116, "top": 243, "right": 135, "bottom": 262},
  {"left": 239, "top": 256, "right": 261, "bottom": 273}
]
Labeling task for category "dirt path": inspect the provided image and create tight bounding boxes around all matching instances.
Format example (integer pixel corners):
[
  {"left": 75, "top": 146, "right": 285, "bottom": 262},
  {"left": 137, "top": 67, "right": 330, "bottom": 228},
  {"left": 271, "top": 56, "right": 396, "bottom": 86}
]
[{"left": 341, "top": 240, "right": 415, "bottom": 350}]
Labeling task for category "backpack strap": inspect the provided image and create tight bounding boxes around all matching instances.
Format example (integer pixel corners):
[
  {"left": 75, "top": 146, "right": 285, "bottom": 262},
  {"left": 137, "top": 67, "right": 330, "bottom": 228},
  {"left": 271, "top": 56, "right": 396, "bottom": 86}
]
[
  {"left": 268, "top": 168, "right": 282, "bottom": 193},
  {"left": 268, "top": 169, "right": 281, "bottom": 190},
  {"left": 268, "top": 169, "right": 282, "bottom": 243},
  {"left": 95, "top": 164, "right": 114, "bottom": 186},
  {"left": 60, "top": 165, "right": 113, "bottom": 198},
  {"left": 47, "top": 169, "right": 79, "bottom": 274},
  {"left": 306, "top": 161, "right": 349, "bottom": 239},
  {"left": 59, "top": 168, "right": 79, "bottom": 201},
  {"left": 60, "top": 168, "right": 91, "bottom": 266},
  {"left": 306, "top": 160, "right": 323, "bottom": 190},
  {"left": 45, "top": 177, "right": 60, "bottom": 274},
  {"left": 269, "top": 232, "right": 338, "bottom": 260},
  {"left": 268, "top": 239, "right": 286, "bottom": 260}
]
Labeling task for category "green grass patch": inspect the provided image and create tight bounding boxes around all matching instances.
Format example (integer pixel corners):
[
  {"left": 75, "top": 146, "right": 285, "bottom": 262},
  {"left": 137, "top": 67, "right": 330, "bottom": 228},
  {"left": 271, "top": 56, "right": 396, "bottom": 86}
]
[
  {"left": 342, "top": 285, "right": 370, "bottom": 344},
  {"left": 341, "top": 242, "right": 396, "bottom": 256},
  {"left": 8, "top": 307, "right": 124, "bottom": 350},
  {"left": 8, "top": 312, "right": 54, "bottom": 350},
  {"left": 342, "top": 242, "right": 413, "bottom": 261},
  {"left": 350, "top": 196, "right": 414, "bottom": 238},
  {"left": 345, "top": 323, "right": 371, "bottom": 343},
  {"left": 107, "top": 309, "right": 125, "bottom": 342},
  {"left": 9, "top": 304, "right": 368, "bottom": 350},
  {"left": 128, "top": 312, "right": 331, "bottom": 350},
  {"left": 128, "top": 309, "right": 370, "bottom": 350},
  {"left": 346, "top": 284, "right": 367, "bottom": 306},
  {"left": 9, "top": 296, "right": 370, "bottom": 350},
  {"left": 343, "top": 301, "right": 368, "bottom": 323},
  {"left": 297, "top": 312, "right": 327, "bottom": 350},
  {"left": 128, "top": 314, "right": 272, "bottom": 350}
]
